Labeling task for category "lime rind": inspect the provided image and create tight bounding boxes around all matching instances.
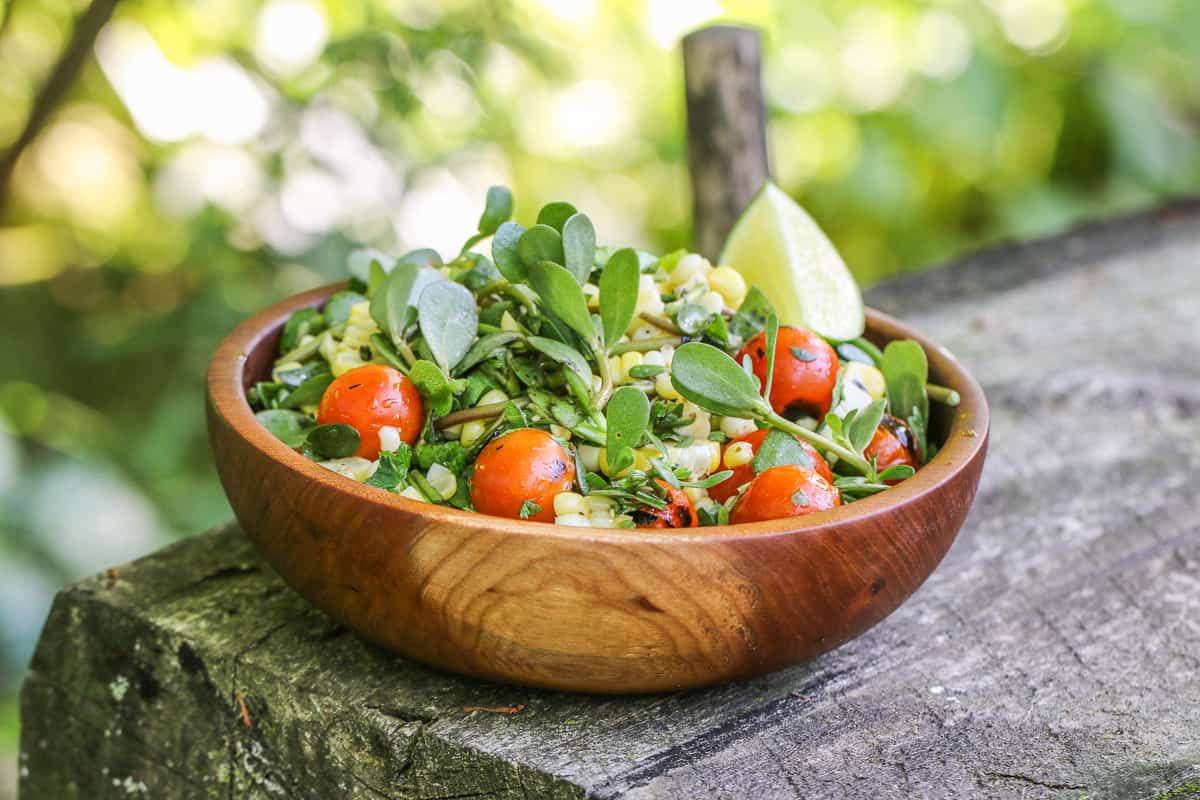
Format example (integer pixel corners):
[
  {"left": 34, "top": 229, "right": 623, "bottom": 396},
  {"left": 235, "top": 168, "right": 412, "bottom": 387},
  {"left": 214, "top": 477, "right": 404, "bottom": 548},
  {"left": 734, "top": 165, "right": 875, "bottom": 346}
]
[{"left": 718, "top": 182, "right": 865, "bottom": 341}]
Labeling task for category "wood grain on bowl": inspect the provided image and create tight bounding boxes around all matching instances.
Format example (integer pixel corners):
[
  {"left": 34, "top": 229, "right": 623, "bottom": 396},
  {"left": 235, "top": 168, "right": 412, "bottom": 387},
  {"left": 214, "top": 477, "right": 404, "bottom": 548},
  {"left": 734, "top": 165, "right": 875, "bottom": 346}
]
[{"left": 206, "top": 285, "right": 988, "bottom": 693}]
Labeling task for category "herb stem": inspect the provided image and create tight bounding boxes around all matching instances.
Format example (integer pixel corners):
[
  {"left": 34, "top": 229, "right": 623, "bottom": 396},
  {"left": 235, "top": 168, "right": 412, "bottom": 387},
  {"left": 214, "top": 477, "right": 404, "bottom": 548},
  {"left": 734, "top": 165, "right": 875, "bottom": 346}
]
[
  {"left": 927, "top": 383, "right": 960, "bottom": 406},
  {"left": 847, "top": 336, "right": 883, "bottom": 364},
  {"left": 762, "top": 411, "right": 874, "bottom": 477},
  {"left": 593, "top": 345, "right": 614, "bottom": 410},
  {"left": 610, "top": 336, "right": 683, "bottom": 355},
  {"left": 638, "top": 311, "right": 684, "bottom": 335},
  {"left": 434, "top": 398, "right": 528, "bottom": 430}
]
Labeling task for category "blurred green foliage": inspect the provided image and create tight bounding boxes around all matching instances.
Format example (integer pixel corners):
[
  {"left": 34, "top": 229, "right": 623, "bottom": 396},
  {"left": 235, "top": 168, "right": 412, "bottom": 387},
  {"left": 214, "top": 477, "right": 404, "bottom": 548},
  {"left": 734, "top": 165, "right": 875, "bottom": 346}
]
[{"left": 0, "top": 0, "right": 1198, "bottom": 756}]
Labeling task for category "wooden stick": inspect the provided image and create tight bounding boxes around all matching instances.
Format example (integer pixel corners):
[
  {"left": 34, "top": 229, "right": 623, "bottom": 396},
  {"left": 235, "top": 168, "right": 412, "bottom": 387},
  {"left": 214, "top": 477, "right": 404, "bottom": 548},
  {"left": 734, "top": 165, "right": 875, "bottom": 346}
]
[{"left": 682, "top": 25, "right": 770, "bottom": 261}]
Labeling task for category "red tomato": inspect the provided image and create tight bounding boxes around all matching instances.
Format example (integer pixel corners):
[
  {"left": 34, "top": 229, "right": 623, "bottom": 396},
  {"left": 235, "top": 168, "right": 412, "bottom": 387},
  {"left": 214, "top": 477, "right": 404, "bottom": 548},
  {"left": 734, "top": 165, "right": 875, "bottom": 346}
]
[
  {"left": 631, "top": 479, "right": 698, "bottom": 529},
  {"left": 737, "top": 326, "right": 838, "bottom": 420},
  {"left": 865, "top": 414, "right": 918, "bottom": 483},
  {"left": 730, "top": 465, "right": 840, "bottom": 524},
  {"left": 317, "top": 365, "right": 423, "bottom": 460},
  {"left": 471, "top": 429, "right": 576, "bottom": 523},
  {"left": 709, "top": 428, "right": 833, "bottom": 503}
]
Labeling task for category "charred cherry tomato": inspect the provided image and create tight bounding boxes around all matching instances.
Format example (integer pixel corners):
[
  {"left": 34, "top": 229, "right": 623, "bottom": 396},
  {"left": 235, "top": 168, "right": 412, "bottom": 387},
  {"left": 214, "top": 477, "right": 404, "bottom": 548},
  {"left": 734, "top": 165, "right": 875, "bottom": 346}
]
[
  {"left": 737, "top": 326, "right": 838, "bottom": 420},
  {"left": 730, "top": 465, "right": 841, "bottom": 524},
  {"left": 471, "top": 428, "right": 576, "bottom": 523},
  {"left": 865, "top": 413, "right": 918, "bottom": 483},
  {"left": 630, "top": 479, "right": 698, "bottom": 529},
  {"left": 317, "top": 364, "right": 423, "bottom": 460},
  {"left": 708, "top": 428, "right": 833, "bottom": 503}
]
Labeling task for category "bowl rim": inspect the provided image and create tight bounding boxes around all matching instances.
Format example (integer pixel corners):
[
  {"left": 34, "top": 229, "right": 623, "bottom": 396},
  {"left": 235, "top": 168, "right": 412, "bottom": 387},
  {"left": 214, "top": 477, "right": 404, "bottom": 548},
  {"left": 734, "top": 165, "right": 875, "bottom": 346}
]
[{"left": 208, "top": 283, "right": 989, "bottom": 545}]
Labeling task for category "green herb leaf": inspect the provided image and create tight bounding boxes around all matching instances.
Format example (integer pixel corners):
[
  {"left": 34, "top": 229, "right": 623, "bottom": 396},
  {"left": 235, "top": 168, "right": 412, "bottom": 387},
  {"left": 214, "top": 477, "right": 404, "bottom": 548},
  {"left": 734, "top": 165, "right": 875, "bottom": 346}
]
[
  {"left": 366, "top": 445, "right": 412, "bottom": 490},
  {"left": 528, "top": 261, "right": 595, "bottom": 342},
  {"left": 275, "top": 361, "right": 329, "bottom": 389},
  {"left": 280, "top": 372, "right": 334, "bottom": 409},
  {"left": 408, "top": 359, "right": 456, "bottom": 416},
  {"left": 255, "top": 409, "right": 316, "bottom": 448},
  {"left": 669, "top": 342, "right": 770, "bottom": 418},
  {"left": 503, "top": 401, "right": 528, "bottom": 429},
  {"left": 790, "top": 346, "right": 817, "bottom": 362},
  {"left": 370, "top": 333, "right": 409, "bottom": 373},
  {"left": 517, "top": 224, "right": 565, "bottom": 271},
  {"left": 525, "top": 336, "right": 592, "bottom": 384},
  {"left": 454, "top": 331, "right": 521, "bottom": 376},
  {"left": 877, "top": 464, "right": 916, "bottom": 482},
  {"left": 880, "top": 340, "right": 930, "bottom": 458},
  {"left": 727, "top": 287, "right": 775, "bottom": 348},
  {"left": 324, "top": 291, "right": 368, "bottom": 327},
  {"left": 561, "top": 213, "right": 596, "bottom": 285},
  {"left": 628, "top": 364, "right": 664, "bottom": 379},
  {"left": 370, "top": 259, "right": 420, "bottom": 344},
  {"left": 536, "top": 201, "right": 577, "bottom": 232},
  {"left": 477, "top": 186, "right": 513, "bottom": 235},
  {"left": 847, "top": 398, "right": 886, "bottom": 454},
  {"left": 492, "top": 222, "right": 528, "bottom": 283},
  {"left": 679, "top": 469, "right": 734, "bottom": 489},
  {"left": 605, "top": 386, "right": 650, "bottom": 478},
  {"left": 417, "top": 280, "right": 478, "bottom": 372},
  {"left": 280, "top": 308, "right": 324, "bottom": 353},
  {"left": 519, "top": 499, "right": 543, "bottom": 519},
  {"left": 307, "top": 423, "right": 360, "bottom": 459},
  {"left": 762, "top": 313, "right": 780, "bottom": 402},
  {"left": 416, "top": 441, "right": 468, "bottom": 473},
  {"left": 598, "top": 247, "right": 640, "bottom": 350},
  {"left": 751, "top": 429, "right": 814, "bottom": 474},
  {"left": 347, "top": 248, "right": 393, "bottom": 283},
  {"left": 791, "top": 488, "right": 811, "bottom": 507}
]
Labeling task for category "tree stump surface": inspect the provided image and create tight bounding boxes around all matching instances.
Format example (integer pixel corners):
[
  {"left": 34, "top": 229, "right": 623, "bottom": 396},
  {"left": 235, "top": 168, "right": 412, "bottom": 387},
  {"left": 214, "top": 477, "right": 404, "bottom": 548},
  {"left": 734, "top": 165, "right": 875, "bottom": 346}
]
[{"left": 19, "top": 203, "right": 1200, "bottom": 799}]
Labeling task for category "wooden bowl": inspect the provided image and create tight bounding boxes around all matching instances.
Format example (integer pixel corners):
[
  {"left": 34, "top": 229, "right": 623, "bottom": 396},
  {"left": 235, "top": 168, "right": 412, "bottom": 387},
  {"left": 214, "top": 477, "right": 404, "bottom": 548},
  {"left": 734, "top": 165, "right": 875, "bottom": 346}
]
[{"left": 207, "top": 285, "right": 988, "bottom": 694}]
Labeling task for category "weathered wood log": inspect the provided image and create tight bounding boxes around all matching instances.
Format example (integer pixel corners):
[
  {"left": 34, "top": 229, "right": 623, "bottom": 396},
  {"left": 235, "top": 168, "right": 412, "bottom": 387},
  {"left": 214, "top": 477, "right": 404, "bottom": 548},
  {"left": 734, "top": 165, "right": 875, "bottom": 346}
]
[
  {"left": 682, "top": 26, "right": 770, "bottom": 261},
  {"left": 18, "top": 202, "right": 1200, "bottom": 798}
]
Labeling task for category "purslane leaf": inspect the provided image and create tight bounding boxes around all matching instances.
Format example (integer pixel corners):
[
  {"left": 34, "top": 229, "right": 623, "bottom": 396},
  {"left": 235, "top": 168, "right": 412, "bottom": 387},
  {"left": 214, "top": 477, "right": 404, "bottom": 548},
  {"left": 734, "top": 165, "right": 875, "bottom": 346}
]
[
  {"left": 417, "top": 280, "right": 479, "bottom": 372},
  {"left": 477, "top": 186, "right": 513, "bottom": 235},
  {"left": 256, "top": 409, "right": 316, "bottom": 448},
  {"left": 454, "top": 331, "right": 522, "bottom": 376},
  {"left": 408, "top": 359, "right": 456, "bottom": 416},
  {"left": 517, "top": 224, "right": 565, "bottom": 271},
  {"left": 561, "top": 212, "right": 596, "bottom": 284},
  {"left": 526, "top": 335, "right": 592, "bottom": 384},
  {"left": 536, "top": 201, "right": 577, "bottom": 233},
  {"left": 598, "top": 247, "right": 639, "bottom": 350},
  {"left": 492, "top": 221, "right": 527, "bottom": 283},
  {"left": 751, "top": 429, "right": 814, "bottom": 474},
  {"left": 307, "top": 423, "right": 360, "bottom": 459},
  {"left": 606, "top": 386, "right": 649, "bottom": 477},
  {"left": 370, "top": 258, "right": 420, "bottom": 344},
  {"left": 670, "top": 342, "right": 770, "bottom": 418},
  {"left": 847, "top": 398, "right": 886, "bottom": 454},
  {"left": 528, "top": 260, "right": 595, "bottom": 342}
]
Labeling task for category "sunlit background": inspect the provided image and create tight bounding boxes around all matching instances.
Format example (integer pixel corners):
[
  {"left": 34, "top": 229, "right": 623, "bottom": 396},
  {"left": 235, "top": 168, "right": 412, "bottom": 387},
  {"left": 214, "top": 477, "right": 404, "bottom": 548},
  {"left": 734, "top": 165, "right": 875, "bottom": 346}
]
[{"left": 1, "top": 0, "right": 1198, "bottom": 789}]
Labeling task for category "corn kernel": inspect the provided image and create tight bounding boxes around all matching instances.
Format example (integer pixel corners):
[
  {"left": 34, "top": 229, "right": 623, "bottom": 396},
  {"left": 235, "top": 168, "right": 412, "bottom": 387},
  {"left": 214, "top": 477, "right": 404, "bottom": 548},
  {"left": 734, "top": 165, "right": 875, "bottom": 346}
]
[
  {"left": 320, "top": 457, "right": 375, "bottom": 482},
  {"left": 331, "top": 350, "right": 364, "bottom": 377},
  {"left": 619, "top": 351, "right": 644, "bottom": 380},
  {"left": 607, "top": 355, "right": 622, "bottom": 381},
  {"left": 459, "top": 420, "right": 486, "bottom": 448},
  {"left": 555, "top": 513, "right": 590, "bottom": 527},
  {"left": 720, "top": 415, "right": 757, "bottom": 439},
  {"left": 318, "top": 331, "right": 339, "bottom": 364},
  {"left": 629, "top": 323, "right": 660, "bottom": 341},
  {"left": 708, "top": 266, "right": 747, "bottom": 307},
  {"left": 843, "top": 362, "right": 886, "bottom": 400},
  {"left": 347, "top": 301, "right": 373, "bottom": 327},
  {"left": 550, "top": 424, "right": 572, "bottom": 441},
  {"left": 684, "top": 487, "right": 709, "bottom": 507},
  {"left": 660, "top": 344, "right": 675, "bottom": 365},
  {"left": 588, "top": 511, "right": 616, "bottom": 528},
  {"left": 426, "top": 464, "right": 457, "bottom": 499},
  {"left": 678, "top": 402, "right": 711, "bottom": 439},
  {"left": 442, "top": 424, "right": 463, "bottom": 439},
  {"left": 585, "top": 495, "right": 615, "bottom": 512},
  {"left": 500, "top": 310, "right": 520, "bottom": 332},
  {"left": 478, "top": 389, "right": 509, "bottom": 407},
  {"left": 668, "top": 253, "right": 712, "bottom": 288},
  {"left": 642, "top": 350, "right": 666, "bottom": 367},
  {"left": 378, "top": 426, "right": 402, "bottom": 453},
  {"left": 554, "top": 492, "right": 588, "bottom": 516},
  {"left": 578, "top": 445, "right": 601, "bottom": 472},
  {"left": 706, "top": 440, "right": 721, "bottom": 474},
  {"left": 655, "top": 372, "right": 680, "bottom": 400},
  {"left": 635, "top": 274, "right": 665, "bottom": 316},
  {"left": 724, "top": 441, "right": 755, "bottom": 468},
  {"left": 698, "top": 291, "right": 725, "bottom": 315},
  {"left": 583, "top": 282, "right": 600, "bottom": 309}
]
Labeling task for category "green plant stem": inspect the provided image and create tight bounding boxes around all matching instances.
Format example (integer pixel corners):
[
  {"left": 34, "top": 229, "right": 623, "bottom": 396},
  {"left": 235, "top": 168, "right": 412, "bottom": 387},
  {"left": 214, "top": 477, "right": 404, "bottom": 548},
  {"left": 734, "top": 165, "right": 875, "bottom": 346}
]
[
  {"left": 927, "top": 383, "right": 960, "bottom": 406},
  {"left": 409, "top": 471, "right": 446, "bottom": 504},
  {"left": 848, "top": 336, "right": 883, "bottom": 364},
  {"left": 610, "top": 336, "right": 682, "bottom": 355},
  {"left": 638, "top": 311, "right": 684, "bottom": 335},
  {"left": 434, "top": 398, "right": 527, "bottom": 430},
  {"left": 593, "top": 344, "right": 614, "bottom": 409},
  {"left": 762, "top": 410, "right": 874, "bottom": 476}
]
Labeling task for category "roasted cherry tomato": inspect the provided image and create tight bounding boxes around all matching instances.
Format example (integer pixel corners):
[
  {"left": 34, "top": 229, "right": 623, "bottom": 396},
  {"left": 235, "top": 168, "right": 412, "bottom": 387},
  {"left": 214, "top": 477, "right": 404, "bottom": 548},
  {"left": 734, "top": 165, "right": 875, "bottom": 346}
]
[
  {"left": 471, "top": 428, "right": 576, "bottom": 523},
  {"left": 730, "top": 464, "right": 841, "bottom": 524},
  {"left": 865, "top": 414, "right": 918, "bottom": 483},
  {"left": 737, "top": 326, "right": 838, "bottom": 420},
  {"left": 317, "top": 364, "right": 423, "bottom": 460},
  {"left": 630, "top": 479, "right": 698, "bottom": 529},
  {"left": 708, "top": 428, "right": 833, "bottom": 503}
]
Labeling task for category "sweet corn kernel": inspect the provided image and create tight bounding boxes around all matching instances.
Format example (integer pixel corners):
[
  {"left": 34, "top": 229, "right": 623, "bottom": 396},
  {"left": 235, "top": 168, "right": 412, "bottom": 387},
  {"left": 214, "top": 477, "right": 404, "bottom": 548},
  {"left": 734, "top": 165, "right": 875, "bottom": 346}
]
[
  {"left": 720, "top": 415, "right": 758, "bottom": 439},
  {"left": 426, "top": 464, "right": 457, "bottom": 499},
  {"left": 619, "top": 351, "right": 644, "bottom": 380},
  {"left": 318, "top": 331, "right": 339, "bottom": 363},
  {"left": 668, "top": 253, "right": 712, "bottom": 288},
  {"left": 698, "top": 291, "right": 725, "bottom": 315},
  {"left": 708, "top": 266, "right": 747, "bottom": 307},
  {"left": 684, "top": 487, "right": 710, "bottom": 507},
  {"left": 378, "top": 426, "right": 402, "bottom": 453},
  {"left": 706, "top": 440, "right": 721, "bottom": 474},
  {"left": 660, "top": 344, "right": 675, "bottom": 365},
  {"left": 459, "top": 420, "right": 486, "bottom": 448},
  {"left": 588, "top": 511, "right": 616, "bottom": 528},
  {"left": 550, "top": 424, "right": 572, "bottom": 441},
  {"left": 585, "top": 495, "right": 615, "bottom": 512},
  {"left": 843, "top": 362, "right": 886, "bottom": 400},
  {"left": 678, "top": 402, "right": 711, "bottom": 439},
  {"left": 500, "top": 310, "right": 520, "bottom": 332},
  {"left": 578, "top": 444, "right": 601, "bottom": 472},
  {"left": 320, "top": 457, "right": 375, "bottom": 482},
  {"left": 655, "top": 372, "right": 680, "bottom": 400},
  {"left": 554, "top": 492, "right": 587, "bottom": 516},
  {"left": 607, "top": 355, "right": 622, "bottom": 381},
  {"left": 724, "top": 441, "right": 755, "bottom": 468},
  {"left": 347, "top": 301, "right": 373, "bottom": 327},
  {"left": 331, "top": 350, "right": 364, "bottom": 377},
  {"left": 398, "top": 486, "right": 428, "bottom": 503},
  {"left": 642, "top": 350, "right": 666, "bottom": 367},
  {"left": 583, "top": 282, "right": 600, "bottom": 309},
  {"left": 629, "top": 323, "right": 660, "bottom": 341},
  {"left": 555, "top": 513, "right": 590, "bottom": 527},
  {"left": 635, "top": 274, "right": 665, "bottom": 316},
  {"left": 478, "top": 388, "right": 509, "bottom": 406},
  {"left": 442, "top": 424, "right": 463, "bottom": 439}
]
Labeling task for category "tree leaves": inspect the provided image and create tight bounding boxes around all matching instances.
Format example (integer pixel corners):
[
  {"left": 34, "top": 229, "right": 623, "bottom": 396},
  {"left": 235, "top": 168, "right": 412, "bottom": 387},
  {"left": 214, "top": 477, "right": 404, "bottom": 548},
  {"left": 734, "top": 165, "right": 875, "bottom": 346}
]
[
  {"left": 598, "top": 247, "right": 639, "bottom": 349},
  {"left": 605, "top": 386, "right": 650, "bottom": 476},
  {"left": 417, "top": 280, "right": 478, "bottom": 372},
  {"left": 561, "top": 213, "right": 595, "bottom": 284},
  {"left": 670, "top": 342, "right": 771, "bottom": 418},
  {"left": 528, "top": 260, "right": 595, "bottom": 342}
]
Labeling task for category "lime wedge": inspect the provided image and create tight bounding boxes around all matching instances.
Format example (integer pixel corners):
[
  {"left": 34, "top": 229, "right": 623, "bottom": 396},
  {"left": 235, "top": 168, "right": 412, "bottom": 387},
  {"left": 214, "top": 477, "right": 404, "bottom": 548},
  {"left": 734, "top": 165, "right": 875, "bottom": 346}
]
[{"left": 718, "top": 182, "right": 865, "bottom": 341}]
